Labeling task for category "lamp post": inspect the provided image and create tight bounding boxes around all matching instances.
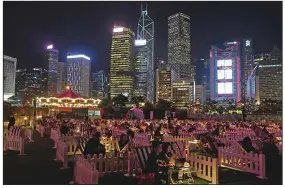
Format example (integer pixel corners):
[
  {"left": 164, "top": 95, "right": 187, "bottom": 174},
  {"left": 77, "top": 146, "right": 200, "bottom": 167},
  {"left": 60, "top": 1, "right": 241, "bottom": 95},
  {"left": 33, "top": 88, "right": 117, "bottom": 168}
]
[{"left": 24, "top": 116, "right": 27, "bottom": 126}]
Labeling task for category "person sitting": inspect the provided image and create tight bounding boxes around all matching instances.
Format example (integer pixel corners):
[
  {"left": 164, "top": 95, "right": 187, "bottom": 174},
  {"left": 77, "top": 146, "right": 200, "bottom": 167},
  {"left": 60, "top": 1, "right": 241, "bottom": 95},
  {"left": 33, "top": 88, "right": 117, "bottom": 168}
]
[
  {"left": 118, "top": 134, "right": 129, "bottom": 151},
  {"left": 238, "top": 137, "right": 257, "bottom": 153},
  {"left": 157, "top": 143, "right": 173, "bottom": 165},
  {"left": 83, "top": 132, "right": 106, "bottom": 157},
  {"left": 144, "top": 141, "right": 162, "bottom": 174},
  {"left": 60, "top": 124, "right": 70, "bottom": 135}
]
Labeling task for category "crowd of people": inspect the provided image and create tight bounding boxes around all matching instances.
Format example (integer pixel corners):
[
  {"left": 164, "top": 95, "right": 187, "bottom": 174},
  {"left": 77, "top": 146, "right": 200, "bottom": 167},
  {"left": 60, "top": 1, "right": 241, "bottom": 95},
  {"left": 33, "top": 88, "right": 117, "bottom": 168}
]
[{"left": 37, "top": 115, "right": 283, "bottom": 183}]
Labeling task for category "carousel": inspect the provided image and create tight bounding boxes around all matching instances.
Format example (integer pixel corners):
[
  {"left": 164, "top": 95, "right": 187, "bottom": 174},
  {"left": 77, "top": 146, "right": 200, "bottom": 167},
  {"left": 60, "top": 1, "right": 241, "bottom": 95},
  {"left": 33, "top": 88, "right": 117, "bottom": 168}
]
[{"left": 36, "top": 87, "right": 101, "bottom": 116}]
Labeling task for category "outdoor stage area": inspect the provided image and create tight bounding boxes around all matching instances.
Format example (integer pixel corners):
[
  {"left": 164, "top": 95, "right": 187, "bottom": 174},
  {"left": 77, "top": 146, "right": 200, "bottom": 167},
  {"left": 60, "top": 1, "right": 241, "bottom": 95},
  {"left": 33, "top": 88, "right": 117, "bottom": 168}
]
[{"left": 3, "top": 130, "right": 282, "bottom": 185}]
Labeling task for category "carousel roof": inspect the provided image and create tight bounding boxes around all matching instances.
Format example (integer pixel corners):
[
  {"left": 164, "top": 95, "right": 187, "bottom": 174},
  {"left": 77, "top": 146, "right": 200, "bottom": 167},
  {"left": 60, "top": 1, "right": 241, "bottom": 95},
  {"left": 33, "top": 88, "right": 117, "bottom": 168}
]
[{"left": 55, "top": 89, "right": 83, "bottom": 99}]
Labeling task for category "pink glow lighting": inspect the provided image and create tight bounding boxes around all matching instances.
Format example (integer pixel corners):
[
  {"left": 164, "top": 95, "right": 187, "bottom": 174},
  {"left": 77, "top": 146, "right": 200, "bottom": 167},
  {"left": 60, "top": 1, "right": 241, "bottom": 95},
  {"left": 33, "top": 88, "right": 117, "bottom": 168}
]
[{"left": 47, "top": 45, "right": 53, "bottom": 49}]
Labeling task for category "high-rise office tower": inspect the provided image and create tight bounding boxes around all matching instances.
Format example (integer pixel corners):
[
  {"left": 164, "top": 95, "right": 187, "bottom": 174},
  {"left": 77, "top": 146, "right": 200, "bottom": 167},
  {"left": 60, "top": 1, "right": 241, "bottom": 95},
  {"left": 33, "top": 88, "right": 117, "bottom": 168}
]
[
  {"left": 4, "top": 55, "right": 17, "bottom": 100},
  {"left": 42, "top": 44, "right": 59, "bottom": 97},
  {"left": 15, "top": 69, "right": 27, "bottom": 97},
  {"left": 172, "top": 79, "right": 194, "bottom": 110},
  {"left": 210, "top": 41, "right": 241, "bottom": 104},
  {"left": 66, "top": 54, "right": 91, "bottom": 97},
  {"left": 28, "top": 68, "right": 43, "bottom": 97},
  {"left": 109, "top": 25, "right": 135, "bottom": 99},
  {"left": 134, "top": 39, "right": 148, "bottom": 98},
  {"left": 57, "top": 61, "right": 67, "bottom": 93},
  {"left": 168, "top": 13, "right": 193, "bottom": 81},
  {"left": 242, "top": 38, "right": 253, "bottom": 99},
  {"left": 137, "top": 3, "right": 154, "bottom": 103},
  {"left": 155, "top": 66, "right": 174, "bottom": 102},
  {"left": 92, "top": 70, "right": 108, "bottom": 99},
  {"left": 256, "top": 46, "right": 282, "bottom": 102},
  {"left": 16, "top": 68, "right": 42, "bottom": 99}
]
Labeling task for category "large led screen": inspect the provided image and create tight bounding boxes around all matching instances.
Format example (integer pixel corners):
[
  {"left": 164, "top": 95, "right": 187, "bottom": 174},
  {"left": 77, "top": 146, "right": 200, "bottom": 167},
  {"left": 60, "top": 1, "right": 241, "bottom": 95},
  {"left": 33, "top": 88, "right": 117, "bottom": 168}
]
[
  {"left": 217, "top": 59, "right": 232, "bottom": 67},
  {"left": 218, "top": 82, "right": 233, "bottom": 94},
  {"left": 217, "top": 69, "right": 232, "bottom": 79}
]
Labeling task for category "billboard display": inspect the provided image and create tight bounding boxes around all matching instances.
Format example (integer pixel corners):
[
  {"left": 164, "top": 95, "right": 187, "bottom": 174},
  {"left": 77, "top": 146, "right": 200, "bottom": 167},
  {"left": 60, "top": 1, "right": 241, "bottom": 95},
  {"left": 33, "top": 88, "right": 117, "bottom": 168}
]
[
  {"left": 217, "top": 59, "right": 232, "bottom": 67},
  {"left": 217, "top": 69, "right": 232, "bottom": 80},
  {"left": 218, "top": 82, "right": 232, "bottom": 94}
]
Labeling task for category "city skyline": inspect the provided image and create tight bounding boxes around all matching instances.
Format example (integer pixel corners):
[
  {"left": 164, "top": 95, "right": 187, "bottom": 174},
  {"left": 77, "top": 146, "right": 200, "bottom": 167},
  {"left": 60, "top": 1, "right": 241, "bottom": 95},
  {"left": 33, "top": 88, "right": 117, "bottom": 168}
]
[{"left": 4, "top": 1, "right": 282, "bottom": 82}]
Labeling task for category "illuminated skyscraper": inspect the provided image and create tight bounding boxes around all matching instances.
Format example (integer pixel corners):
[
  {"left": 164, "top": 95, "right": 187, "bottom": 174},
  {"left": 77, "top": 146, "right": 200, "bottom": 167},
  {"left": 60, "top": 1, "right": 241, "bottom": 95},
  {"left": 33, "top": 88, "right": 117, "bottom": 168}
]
[
  {"left": 155, "top": 66, "right": 174, "bottom": 102},
  {"left": 256, "top": 46, "right": 282, "bottom": 102},
  {"left": 134, "top": 40, "right": 148, "bottom": 98},
  {"left": 42, "top": 44, "right": 59, "bottom": 97},
  {"left": 66, "top": 54, "right": 91, "bottom": 97},
  {"left": 172, "top": 79, "right": 194, "bottom": 110},
  {"left": 242, "top": 38, "right": 253, "bottom": 99},
  {"left": 4, "top": 55, "right": 17, "bottom": 100},
  {"left": 109, "top": 25, "right": 135, "bottom": 99},
  {"left": 168, "top": 13, "right": 193, "bottom": 81},
  {"left": 137, "top": 3, "right": 154, "bottom": 103},
  {"left": 57, "top": 61, "right": 67, "bottom": 93},
  {"left": 210, "top": 41, "right": 241, "bottom": 103},
  {"left": 92, "top": 70, "right": 108, "bottom": 99}
]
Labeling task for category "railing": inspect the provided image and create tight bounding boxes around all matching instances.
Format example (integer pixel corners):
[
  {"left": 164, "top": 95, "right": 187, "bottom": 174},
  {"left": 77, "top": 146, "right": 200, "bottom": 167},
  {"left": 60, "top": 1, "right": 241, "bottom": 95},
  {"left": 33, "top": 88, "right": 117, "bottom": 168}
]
[
  {"left": 187, "top": 154, "right": 218, "bottom": 184},
  {"left": 50, "top": 128, "right": 60, "bottom": 148},
  {"left": 218, "top": 147, "right": 266, "bottom": 179},
  {"left": 74, "top": 152, "right": 130, "bottom": 184},
  {"left": 4, "top": 136, "right": 25, "bottom": 155},
  {"left": 24, "top": 128, "right": 34, "bottom": 142},
  {"left": 54, "top": 140, "right": 69, "bottom": 169}
]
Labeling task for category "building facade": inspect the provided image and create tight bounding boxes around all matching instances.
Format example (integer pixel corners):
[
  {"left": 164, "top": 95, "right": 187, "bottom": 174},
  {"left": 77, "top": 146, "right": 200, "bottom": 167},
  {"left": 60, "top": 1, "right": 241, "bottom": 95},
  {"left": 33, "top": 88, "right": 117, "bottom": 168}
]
[
  {"left": 242, "top": 38, "right": 253, "bottom": 99},
  {"left": 109, "top": 25, "right": 135, "bottom": 99},
  {"left": 172, "top": 79, "right": 194, "bottom": 110},
  {"left": 210, "top": 41, "right": 241, "bottom": 104},
  {"left": 195, "top": 84, "right": 206, "bottom": 105},
  {"left": 256, "top": 46, "right": 282, "bottom": 102},
  {"left": 91, "top": 70, "right": 108, "bottom": 99},
  {"left": 15, "top": 69, "right": 27, "bottom": 97},
  {"left": 168, "top": 13, "right": 194, "bottom": 81},
  {"left": 66, "top": 54, "right": 91, "bottom": 97},
  {"left": 155, "top": 66, "right": 173, "bottom": 102},
  {"left": 4, "top": 55, "right": 17, "bottom": 100},
  {"left": 137, "top": 3, "right": 155, "bottom": 103},
  {"left": 42, "top": 45, "right": 59, "bottom": 97},
  {"left": 57, "top": 61, "right": 67, "bottom": 93},
  {"left": 134, "top": 40, "right": 148, "bottom": 98}
]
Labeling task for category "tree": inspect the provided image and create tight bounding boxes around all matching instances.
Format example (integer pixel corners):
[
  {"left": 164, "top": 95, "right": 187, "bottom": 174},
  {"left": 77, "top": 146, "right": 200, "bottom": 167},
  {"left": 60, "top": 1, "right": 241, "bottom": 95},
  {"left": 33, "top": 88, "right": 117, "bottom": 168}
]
[
  {"left": 156, "top": 99, "right": 171, "bottom": 109},
  {"left": 143, "top": 101, "right": 154, "bottom": 110},
  {"left": 131, "top": 96, "right": 145, "bottom": 106},
  {"left": 217, "top": 106, "right": 225, "bottom": 114},
  {"left": 98, "top": 98, "right": 111, "bottom": 108},
  {"left": 112, "top": 94, "right": 128, "bottom": 107}
]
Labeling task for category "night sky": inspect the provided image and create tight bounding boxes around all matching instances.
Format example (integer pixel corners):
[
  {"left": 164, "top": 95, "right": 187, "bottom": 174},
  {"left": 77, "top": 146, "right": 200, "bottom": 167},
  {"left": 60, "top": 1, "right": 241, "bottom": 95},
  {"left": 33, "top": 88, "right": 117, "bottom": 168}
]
[{"left": 4, "top": 1, "right": 282, "bottom": 83}]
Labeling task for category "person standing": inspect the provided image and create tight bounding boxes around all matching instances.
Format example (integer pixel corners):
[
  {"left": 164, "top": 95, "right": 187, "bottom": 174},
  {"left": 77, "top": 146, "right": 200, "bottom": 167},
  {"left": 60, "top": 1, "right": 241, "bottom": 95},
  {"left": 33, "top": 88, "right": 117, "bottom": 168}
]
[{"left": 8, "top": 113, "right": 15, "bottom": 130}]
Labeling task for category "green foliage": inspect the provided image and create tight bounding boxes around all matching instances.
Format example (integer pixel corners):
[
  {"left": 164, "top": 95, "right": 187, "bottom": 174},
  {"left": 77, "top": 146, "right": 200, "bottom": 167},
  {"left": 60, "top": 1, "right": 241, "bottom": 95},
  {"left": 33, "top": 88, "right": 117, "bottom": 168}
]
[
  {"left": 143, "top": 101, "right": 154, "bottom": 109},
  {"left": 131, "top": 96, "right": 145, "bottom": 106},
  {"left": 98, "top": 98, "right": 111, "bottom": 108},
  {"left": 112, "top": 94, "right": 128, "bottom": 107},
  {"left": 156, "top": 99, "right": 172, "bottom": 109}
]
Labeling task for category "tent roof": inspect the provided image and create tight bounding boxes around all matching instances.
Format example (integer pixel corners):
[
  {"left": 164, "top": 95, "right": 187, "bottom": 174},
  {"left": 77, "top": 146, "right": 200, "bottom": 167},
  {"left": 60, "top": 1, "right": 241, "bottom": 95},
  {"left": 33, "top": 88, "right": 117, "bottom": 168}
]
[{"left": 55, "top": 89, "right": 83, "bottom": 99}]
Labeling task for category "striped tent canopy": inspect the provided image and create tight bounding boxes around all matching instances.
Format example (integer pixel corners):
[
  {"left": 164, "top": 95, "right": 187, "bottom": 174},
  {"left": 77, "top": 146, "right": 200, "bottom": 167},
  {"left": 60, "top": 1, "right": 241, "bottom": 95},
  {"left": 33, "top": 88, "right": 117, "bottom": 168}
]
[{"left": 56, "top": 89, "right": 82, "bottom": 99}]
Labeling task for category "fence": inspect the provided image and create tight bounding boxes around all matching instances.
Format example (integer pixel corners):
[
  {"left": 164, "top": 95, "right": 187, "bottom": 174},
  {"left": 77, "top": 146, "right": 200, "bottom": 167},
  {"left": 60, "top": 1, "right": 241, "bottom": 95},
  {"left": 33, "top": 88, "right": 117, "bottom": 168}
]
[
  {"left": 218, "top": 147, "right": 266, "bottom": 179},
  {"left": 54, "top": 140, "right": 69, "bottom": 169},
  {"left": 50, "top": 128, "right": 60, "bottom": 148},
  {"left": 24, "top": 128, "right": 34, "bottom": 142},
  {"left": 4, "top": 136, "right": 25, "bottom": 155},
  {"left": 187, "top": 153, "right": 218, "bottom": 184},
  {"left": 74, "top": 153, "right": 129, "bottom": 184}
]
